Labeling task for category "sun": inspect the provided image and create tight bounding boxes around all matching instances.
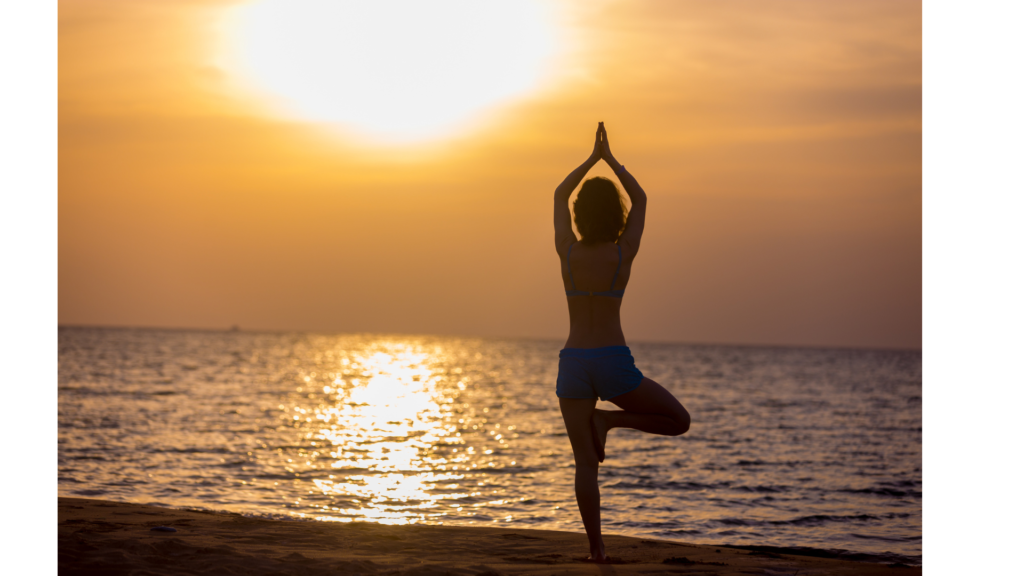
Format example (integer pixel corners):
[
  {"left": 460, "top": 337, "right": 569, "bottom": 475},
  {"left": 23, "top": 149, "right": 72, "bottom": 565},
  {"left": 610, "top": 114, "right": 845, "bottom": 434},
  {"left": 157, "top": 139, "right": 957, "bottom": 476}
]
[{"left": 221, "top": 0, "right": 558, "bottom": 142}]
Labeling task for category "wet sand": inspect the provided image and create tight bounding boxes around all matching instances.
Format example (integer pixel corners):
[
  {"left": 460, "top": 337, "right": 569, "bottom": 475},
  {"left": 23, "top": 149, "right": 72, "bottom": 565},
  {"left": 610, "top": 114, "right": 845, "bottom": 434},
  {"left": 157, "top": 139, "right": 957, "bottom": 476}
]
[{"left": 59, "top": 497, "right": 919, "bottom": 575}]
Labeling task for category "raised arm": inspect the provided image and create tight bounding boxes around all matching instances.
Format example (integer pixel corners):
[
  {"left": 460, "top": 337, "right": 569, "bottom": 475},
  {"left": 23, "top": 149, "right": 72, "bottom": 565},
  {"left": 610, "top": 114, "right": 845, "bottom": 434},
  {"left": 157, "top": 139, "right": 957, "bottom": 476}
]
[
  {"left": 600, "top": 125, "right": 647, "bottom": 257},
  {"left": 553, "top": 124, "right": 602, "bottom": 255}
]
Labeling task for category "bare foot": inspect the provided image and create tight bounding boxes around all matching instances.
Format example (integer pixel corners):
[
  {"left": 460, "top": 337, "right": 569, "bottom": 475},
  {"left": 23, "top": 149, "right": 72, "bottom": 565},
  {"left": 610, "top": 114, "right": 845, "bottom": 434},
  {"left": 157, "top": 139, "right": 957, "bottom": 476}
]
[
  {"left": 591, "top": 410, "right": 610, "bottom": 463},
  {"left": 585, "top": 551, "right": 611, "bottom": 563}
]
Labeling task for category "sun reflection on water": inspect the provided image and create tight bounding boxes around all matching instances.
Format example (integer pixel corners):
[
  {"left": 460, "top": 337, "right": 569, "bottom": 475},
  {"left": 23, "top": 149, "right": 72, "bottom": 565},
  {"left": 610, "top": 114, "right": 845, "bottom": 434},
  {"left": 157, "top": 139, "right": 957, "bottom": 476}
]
[
  {"left": 59, "top": 328, "right": 923, "bottom": 558},
  {"left": 295, "top": 342, "right": 499, "bottom": 524}
]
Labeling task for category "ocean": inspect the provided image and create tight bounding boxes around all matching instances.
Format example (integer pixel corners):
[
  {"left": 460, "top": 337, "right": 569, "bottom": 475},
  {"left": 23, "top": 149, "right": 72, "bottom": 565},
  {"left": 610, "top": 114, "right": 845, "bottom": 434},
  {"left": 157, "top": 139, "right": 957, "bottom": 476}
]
[{"left": 58, "top": 327, "right": 922, "bottom": 564}]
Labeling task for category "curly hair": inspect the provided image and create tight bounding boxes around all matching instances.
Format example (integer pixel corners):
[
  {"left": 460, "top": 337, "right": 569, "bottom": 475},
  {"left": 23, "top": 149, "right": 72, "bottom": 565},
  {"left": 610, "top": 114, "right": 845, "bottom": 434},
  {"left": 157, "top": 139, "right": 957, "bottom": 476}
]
[{"left": 573, "top": 177, "right": 627, "bottom": 244}]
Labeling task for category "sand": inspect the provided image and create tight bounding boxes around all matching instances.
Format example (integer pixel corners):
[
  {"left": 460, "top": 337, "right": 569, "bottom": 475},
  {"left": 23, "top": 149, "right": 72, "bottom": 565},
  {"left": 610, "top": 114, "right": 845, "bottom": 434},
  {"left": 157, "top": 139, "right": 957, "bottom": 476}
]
[{"left": 59, "top": 497, "right": 919, "bottom": 575}]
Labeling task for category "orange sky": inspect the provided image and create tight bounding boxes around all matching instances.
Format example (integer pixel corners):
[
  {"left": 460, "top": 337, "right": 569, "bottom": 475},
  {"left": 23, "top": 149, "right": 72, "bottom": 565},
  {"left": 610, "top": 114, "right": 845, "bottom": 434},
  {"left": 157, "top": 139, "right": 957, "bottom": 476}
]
[{"left": 59, "top": 0, "right": 921, "bottom": 349}]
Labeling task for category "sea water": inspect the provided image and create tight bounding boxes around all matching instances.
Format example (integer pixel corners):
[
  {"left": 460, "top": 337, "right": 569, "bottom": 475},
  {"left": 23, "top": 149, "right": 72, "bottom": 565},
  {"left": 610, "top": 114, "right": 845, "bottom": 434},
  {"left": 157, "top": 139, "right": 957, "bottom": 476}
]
[{"left": 58, "top": 327, "right": 921, "bottom": 563}]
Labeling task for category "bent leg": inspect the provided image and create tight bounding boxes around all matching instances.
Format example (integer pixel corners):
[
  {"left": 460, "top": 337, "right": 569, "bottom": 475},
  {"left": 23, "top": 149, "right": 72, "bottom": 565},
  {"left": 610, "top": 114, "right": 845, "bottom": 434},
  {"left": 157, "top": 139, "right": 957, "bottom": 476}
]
[
  {"left": 558, "top": 397, "right": 607, "bottom": 561},
  {"left": 599, "top": 378, "right": 691, "bottom": 437}
]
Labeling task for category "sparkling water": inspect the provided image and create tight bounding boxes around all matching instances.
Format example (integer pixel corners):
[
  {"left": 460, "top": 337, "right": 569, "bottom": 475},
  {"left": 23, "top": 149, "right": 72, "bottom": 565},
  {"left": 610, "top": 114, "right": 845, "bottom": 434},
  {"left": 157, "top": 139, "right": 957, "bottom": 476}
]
[{"left": 58, "top": 327, "right": 921, "bottom": 563}]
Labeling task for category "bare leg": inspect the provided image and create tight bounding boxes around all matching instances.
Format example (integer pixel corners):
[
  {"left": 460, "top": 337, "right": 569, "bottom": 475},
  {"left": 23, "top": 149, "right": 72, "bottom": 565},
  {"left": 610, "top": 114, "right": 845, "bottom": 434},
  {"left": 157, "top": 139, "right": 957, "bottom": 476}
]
[
  {"left": 558, "top": 397, "right": 609, "bottom": 562},
  {"left": 592, "top": 378, "right": 690, "bottom": 457}
]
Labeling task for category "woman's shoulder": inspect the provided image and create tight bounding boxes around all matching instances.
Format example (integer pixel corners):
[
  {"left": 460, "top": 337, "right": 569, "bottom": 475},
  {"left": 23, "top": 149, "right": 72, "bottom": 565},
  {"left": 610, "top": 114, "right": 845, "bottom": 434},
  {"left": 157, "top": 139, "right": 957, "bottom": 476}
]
[{"left": 556, "top": 238, "right": 577, "bottom": 259}]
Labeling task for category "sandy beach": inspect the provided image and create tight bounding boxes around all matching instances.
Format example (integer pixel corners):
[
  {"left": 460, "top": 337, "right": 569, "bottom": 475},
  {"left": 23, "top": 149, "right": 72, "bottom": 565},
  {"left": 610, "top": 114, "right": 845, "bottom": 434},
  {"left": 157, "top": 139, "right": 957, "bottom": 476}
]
[{"left": 59, "top": 497, "right": 919, "bottom": 575}]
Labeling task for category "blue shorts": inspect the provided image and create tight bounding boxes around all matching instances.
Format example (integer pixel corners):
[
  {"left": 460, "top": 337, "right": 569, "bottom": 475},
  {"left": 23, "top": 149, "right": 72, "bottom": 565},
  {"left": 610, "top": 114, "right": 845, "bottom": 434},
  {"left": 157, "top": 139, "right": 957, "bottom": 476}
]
[{"left": 556, "top": 346, "right": 644, "bottom": 401}]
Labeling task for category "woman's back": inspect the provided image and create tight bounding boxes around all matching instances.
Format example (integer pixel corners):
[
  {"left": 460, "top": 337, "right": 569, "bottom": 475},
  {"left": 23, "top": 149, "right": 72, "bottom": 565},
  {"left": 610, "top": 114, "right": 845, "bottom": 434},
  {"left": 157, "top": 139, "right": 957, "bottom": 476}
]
[
  {"left": 560, "top": 241, "right": 633, "bottom": 349},
  {"left": 553, "top": 123, "right": 646, "bottom": 348}
]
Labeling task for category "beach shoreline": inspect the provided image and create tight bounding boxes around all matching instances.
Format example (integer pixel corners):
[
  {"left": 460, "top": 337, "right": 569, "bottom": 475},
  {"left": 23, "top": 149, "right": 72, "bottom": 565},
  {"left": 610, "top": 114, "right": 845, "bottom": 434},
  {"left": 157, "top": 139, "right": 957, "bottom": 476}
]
[{"left": 59, "top": 497, "right": 920, "bottom": 575}]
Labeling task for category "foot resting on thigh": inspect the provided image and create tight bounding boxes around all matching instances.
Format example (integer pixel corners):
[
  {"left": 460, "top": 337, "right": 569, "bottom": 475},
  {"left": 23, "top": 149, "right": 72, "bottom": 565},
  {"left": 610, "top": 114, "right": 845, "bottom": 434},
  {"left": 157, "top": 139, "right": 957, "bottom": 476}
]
[{"left": 591, "top": 410, "right": 611, "bottom": 463}]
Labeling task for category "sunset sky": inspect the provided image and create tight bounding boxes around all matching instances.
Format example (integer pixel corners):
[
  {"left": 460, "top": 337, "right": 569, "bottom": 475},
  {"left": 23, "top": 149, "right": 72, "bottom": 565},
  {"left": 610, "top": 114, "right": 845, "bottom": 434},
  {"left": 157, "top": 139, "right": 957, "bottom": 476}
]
[{"left": 59, "top": 0, "right": 922, "bottom": 349}]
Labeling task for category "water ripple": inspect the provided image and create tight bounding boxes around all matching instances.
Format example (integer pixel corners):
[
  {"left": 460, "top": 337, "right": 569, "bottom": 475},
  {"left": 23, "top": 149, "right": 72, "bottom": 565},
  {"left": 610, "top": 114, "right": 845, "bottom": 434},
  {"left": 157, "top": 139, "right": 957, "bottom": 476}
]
[{"left": 58, "top": 327, "right": 921, "bottom": 563}]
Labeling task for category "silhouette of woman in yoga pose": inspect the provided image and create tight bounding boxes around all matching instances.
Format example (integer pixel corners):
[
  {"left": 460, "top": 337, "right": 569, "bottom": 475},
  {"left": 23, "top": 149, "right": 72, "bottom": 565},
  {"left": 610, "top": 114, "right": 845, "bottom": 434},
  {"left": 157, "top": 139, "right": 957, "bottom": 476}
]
[{"left": 554, "top": 122, "right": 691, "bottom": 563}]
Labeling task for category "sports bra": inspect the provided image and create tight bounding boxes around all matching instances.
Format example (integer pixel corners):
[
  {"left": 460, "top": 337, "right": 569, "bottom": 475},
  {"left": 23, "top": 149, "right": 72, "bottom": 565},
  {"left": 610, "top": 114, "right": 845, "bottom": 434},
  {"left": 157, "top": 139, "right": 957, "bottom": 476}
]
[{"left": 565, "top": 243, "right": 625, "bottom": 298}]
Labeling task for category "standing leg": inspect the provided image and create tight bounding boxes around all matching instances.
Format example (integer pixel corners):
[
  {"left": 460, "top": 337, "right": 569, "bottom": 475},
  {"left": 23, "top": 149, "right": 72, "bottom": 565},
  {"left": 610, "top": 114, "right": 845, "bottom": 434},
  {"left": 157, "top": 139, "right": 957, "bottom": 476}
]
[
  {"left": 592, "top": 378, "right": 690, "bottom": 456},
  {"left": 558, "top": 397, "right": 609, "bottom": 562}
]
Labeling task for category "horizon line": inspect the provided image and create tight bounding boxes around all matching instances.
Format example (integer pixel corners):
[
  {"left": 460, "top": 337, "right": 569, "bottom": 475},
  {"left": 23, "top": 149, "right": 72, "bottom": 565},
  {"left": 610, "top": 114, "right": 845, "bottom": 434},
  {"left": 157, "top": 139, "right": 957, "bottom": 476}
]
[{"left": 57, "top": 322, "right": 923, "bottom": 354}]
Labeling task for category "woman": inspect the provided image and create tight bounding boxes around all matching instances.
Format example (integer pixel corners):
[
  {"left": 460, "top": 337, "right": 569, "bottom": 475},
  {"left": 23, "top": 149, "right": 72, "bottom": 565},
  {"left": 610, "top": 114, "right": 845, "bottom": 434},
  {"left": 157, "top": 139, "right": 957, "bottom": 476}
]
[{"left": 554, "top": 122, "right": 691, "bottom": 563}]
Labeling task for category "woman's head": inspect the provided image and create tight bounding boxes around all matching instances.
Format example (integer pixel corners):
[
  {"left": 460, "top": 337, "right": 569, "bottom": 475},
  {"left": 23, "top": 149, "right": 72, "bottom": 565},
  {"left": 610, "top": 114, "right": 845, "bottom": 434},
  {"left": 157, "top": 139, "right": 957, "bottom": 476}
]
[{"left": 573, "top": 177, "right": 627, "bottom": 243}]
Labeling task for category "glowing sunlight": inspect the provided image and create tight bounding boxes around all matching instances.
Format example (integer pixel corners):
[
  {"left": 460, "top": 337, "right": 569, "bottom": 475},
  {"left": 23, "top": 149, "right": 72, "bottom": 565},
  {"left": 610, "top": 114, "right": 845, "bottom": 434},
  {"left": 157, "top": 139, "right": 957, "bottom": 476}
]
[
  {"left": 222, "top": 0, "right": 558, "bottom": 142},
  {"left": 308, "top": 344, "right": 465, "bottom": 524}
]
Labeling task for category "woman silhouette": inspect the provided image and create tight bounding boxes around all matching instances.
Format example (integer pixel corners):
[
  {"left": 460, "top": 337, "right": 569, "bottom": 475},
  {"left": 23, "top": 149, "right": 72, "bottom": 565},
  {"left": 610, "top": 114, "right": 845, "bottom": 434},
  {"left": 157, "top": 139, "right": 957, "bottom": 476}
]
[{"left": 553, "top": 122, "right": 691, "bottom": 562}]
